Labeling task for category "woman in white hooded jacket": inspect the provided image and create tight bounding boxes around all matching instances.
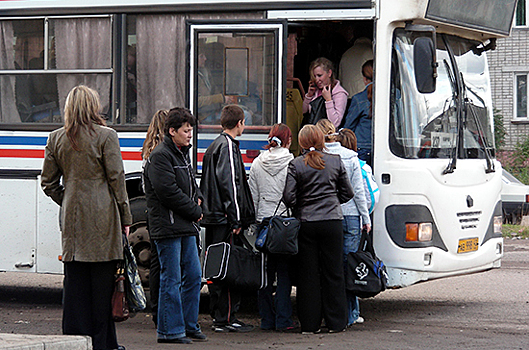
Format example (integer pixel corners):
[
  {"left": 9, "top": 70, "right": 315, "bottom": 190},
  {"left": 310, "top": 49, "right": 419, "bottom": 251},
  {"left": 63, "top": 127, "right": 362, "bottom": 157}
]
[
  {"left": 249, "top": 123, "right": 297, "bottom": 332},
  {"left": 316, "top": 119, "right": 371, "bottom": 327}
]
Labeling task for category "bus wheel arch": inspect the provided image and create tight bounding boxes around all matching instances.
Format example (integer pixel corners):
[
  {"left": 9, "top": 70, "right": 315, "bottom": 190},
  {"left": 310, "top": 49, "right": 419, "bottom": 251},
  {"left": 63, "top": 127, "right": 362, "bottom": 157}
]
[{"left": 129, "top": 196, "right": 151, "bottom": 286}]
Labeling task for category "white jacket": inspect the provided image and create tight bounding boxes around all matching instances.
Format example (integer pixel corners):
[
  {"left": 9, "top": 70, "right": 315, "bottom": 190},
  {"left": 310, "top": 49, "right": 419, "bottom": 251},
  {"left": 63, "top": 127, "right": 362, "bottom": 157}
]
[
  {"left": 248, "top": 146, "right": 294, "bottom": 222},
  {"left": 325, "top": 142, "right": 371, "bottom": 226}
]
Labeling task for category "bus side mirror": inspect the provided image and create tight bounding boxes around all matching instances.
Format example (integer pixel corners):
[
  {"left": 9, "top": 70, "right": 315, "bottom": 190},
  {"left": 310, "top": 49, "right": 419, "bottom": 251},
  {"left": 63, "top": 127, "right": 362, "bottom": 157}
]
[{"left": 413, "top": 37, "right": 437, "bottom": 93}]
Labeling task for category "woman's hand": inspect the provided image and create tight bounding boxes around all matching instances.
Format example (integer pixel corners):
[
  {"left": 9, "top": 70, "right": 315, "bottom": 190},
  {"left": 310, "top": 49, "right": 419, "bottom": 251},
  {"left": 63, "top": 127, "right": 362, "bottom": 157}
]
[
  {"left": 122, "top": 225, "right": 130, "bottom": 238},
  {"left": 322, "top": 84, "right": 332, "bottom": 102},
  {"left": 363, "top": 224, "right": 371, "bottom": 233}
]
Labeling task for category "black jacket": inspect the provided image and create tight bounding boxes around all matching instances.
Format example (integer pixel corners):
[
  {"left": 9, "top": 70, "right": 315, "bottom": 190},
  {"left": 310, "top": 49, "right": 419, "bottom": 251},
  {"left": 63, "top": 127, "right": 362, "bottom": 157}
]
[
  {"left": 143, "top": 136, "right": 202, "bottom": 240},
  {"left": 283, "top": 152, "right": 354, "bottom": 222},
  {"left": 200, "top": 132, "right": 255, "bottom": 230}
]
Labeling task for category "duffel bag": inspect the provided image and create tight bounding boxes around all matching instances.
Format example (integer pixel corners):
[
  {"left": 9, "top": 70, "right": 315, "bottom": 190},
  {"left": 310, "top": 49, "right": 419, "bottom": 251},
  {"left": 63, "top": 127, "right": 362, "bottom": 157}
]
[
  {"left": 346, "top": 229, "right": 388, "bottom": 298},
  {"left": 203, "top": 233, "right": 267, "bottom": 290}
]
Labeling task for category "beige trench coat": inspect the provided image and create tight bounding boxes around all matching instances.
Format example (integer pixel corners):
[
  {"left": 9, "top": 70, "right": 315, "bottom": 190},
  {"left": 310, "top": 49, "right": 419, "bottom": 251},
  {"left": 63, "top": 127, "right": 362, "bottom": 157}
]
[{"left": 41, "top": 124, "right": 132, "bottom": 262}]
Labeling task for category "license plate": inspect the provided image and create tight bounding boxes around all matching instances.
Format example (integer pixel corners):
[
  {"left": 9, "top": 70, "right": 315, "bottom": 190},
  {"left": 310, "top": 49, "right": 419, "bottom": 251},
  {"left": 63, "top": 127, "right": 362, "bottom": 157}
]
[{"left": 457, "top": 237, "right": 479, "bottom": 254}]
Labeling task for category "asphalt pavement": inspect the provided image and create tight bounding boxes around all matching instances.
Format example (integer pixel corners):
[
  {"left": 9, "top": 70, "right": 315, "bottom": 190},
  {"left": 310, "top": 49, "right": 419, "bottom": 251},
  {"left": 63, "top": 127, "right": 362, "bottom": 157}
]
[{"left": 1, "top": 238, "right": 528, "bottom": 350}]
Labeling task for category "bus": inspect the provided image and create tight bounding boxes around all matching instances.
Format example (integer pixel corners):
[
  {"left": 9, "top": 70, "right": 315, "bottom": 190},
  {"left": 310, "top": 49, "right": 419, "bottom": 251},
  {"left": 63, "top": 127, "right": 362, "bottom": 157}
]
[{"left": 0, "top": 0, "right": 517, "bottom": 288}]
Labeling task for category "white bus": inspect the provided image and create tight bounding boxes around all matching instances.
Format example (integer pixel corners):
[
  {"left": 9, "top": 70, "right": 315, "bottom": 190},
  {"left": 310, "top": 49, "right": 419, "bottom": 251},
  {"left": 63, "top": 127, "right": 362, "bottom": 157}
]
[{"left": 0, "top": 0, "right": 517, "bottom": 287}]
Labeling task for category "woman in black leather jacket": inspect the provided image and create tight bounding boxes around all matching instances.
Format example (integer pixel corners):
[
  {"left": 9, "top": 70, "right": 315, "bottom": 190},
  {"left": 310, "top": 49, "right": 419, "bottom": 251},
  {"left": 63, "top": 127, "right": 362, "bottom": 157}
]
[{"left": 283, "top": 124, "right": 354, "bottom": 334}]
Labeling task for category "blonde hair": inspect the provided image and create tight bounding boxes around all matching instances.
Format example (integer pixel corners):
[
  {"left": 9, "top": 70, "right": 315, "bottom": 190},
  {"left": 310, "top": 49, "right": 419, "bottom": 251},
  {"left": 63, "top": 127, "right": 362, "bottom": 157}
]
[
  {"left": 64, "top": 85, "right": 105, "bottom": 151},
  {"left": 315, "top": 119, "right": 337, "bottom": 143},
  {"left": 142, "top": 110, "right": 168, "bottom": 160},
  {"left": 309, "top": 57, "right": 337, "bottom": 88},
  {"left": 298, "top": 125, "right": 325, "bottom": 170}
]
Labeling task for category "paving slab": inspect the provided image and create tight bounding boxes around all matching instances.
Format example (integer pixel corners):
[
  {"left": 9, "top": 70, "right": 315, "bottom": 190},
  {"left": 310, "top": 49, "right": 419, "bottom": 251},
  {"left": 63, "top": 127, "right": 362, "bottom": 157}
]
[{"left": 0, "top": 333, "right": 91, "bottom": 350}]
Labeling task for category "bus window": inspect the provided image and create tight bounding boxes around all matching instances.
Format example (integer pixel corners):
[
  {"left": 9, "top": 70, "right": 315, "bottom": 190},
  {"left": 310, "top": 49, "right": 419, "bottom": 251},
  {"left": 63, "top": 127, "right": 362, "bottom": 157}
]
[
  {"left": 0, "top": 16, "right": 113, "bottom": 125},
  {"left": 196, "top": 32, "right": 275, "bottom": 128}
]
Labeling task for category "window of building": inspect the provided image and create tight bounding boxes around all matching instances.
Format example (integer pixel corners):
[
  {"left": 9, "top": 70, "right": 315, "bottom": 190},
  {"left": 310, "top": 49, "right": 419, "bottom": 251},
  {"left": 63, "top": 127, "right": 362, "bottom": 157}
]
[
  {"left": 515, "top": 74, "right": 528, "bottom": 119},
  {"left": 516, "top": 0, "right": 527, "bottom": 26}
]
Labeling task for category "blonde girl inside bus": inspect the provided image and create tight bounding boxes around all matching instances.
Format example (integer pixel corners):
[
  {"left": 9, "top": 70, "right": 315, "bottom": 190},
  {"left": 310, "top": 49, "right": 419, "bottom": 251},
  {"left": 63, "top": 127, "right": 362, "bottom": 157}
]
[{"left": 302, "top": 57, "right": 349, "bottom": 128}]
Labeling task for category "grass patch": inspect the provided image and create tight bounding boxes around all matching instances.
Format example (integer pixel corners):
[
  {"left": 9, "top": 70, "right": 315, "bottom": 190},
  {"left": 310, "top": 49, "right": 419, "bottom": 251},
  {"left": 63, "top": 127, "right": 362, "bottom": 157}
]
[{"left": 502, "top": 224, "right": 529, "bottom": 239}]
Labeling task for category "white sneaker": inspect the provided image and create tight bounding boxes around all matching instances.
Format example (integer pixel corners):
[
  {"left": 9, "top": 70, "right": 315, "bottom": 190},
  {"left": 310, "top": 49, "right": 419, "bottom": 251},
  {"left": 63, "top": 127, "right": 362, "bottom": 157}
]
[{"left": 354, "top": 316, "right": 365, "bottom": 324}]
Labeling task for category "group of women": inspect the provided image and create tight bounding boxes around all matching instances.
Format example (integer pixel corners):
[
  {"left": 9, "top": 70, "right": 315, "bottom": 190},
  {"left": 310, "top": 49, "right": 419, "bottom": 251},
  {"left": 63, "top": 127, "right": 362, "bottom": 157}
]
[
  {"left": 250, "top": 56, "right": 374, "bottom": 334},
  {"left": 250, "top": 121, "right": 371, "bottom": 334},
  {"left": 38, "top": 54, "right": 373, "bottom": 349}
]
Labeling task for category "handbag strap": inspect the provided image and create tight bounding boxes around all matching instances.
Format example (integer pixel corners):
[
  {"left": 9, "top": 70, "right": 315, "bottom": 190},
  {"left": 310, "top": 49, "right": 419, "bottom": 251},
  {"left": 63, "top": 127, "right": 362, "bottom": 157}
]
[
  {"left": 359, "top": 228, "right": 376, "bottom": 257},
  {"left": 272, "top": 198, "right": 292, "bottom": 217},
  {"left": 229, "top": 231, "right": 256, "bottom": 252}
]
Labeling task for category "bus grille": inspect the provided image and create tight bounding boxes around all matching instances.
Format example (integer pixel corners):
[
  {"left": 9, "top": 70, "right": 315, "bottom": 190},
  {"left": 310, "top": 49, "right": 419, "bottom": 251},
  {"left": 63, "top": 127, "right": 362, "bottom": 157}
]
[{"left": 456, "top": 211, "right": 482, "bottom": 230}]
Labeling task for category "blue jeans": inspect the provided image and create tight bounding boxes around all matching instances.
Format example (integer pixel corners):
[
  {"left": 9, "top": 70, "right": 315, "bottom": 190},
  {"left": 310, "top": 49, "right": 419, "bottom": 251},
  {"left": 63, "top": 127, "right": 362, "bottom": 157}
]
[
  {"left": 155, "top": 236, "right": 202, "bottom": 339},
  {"left": 343, "top": 215, "right": 361, "bottom": 325},
  {"left": 258, "top": 254, "right": 293, "bottom": 330}
]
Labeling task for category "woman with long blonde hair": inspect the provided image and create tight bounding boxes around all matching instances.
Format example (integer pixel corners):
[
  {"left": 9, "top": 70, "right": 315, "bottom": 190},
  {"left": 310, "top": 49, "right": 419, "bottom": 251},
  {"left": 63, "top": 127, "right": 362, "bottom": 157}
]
[
  {"left": 142, "top": 110, "right": 168, "bottom": 160},
  {"left": 316, "top": 119, "right": 370, "bottom": 327},
  {"left": 283, "top": 124, "right": 354, "bottom": 334},
  {"left": 140, "top": 109, "right": 168, "bottom": 327},
  {"left": 41, "top": 85, "right": 131, "bottom": 350}
]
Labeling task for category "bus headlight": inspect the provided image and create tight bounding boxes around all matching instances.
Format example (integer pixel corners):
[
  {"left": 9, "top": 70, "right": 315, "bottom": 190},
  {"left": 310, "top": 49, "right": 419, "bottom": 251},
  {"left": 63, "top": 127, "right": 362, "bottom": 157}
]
[
  {"left": 405, "top": 222, "right": 433, "bottom": 242},
  {"left": 493, "top": 216, "right": 502, "bottom": 234},
  {"left": 418, "top": 223, "right": 433, "bottom": 241}
]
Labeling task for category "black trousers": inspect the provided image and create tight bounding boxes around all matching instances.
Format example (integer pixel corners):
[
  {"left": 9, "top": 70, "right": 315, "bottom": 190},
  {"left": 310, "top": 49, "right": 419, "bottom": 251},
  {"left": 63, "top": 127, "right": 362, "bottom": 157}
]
[
  {"left": 63, "top": 261, "right": 118, "bottom": 350},
  {"left": 296, "top": 220, "right": 347, "bottom": 332},
  {"left": 205, "top": 224, "right": 242, "bottom": 325}
]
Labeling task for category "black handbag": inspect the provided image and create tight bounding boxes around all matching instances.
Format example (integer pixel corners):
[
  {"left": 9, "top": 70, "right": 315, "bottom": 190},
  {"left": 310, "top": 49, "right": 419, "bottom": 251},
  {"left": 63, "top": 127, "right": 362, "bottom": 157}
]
[
  {"left": 203, "top": 233, "right": 267, "bottom": 290},
  {"left": 301, "top": 95, "right": 327, "bottom": 127},
  {"left": 346, "top": 229, "right": 388, "bottom": 298},
  {"left": 255, "top": 201, "right": 300, "bottom": 255}
]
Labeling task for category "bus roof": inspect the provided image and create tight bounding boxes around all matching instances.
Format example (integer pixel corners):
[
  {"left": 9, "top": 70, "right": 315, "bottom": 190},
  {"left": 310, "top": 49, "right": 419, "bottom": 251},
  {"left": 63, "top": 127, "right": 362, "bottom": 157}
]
[{"left": 0, "top": 0, "right": 371, "bottom": 15}]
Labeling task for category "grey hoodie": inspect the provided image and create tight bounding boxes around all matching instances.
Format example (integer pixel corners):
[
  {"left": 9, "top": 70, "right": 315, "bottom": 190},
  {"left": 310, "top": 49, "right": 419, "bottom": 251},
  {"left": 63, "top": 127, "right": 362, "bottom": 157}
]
[{"left": 248, "top": 146, "right": 294, "bottom": 222}]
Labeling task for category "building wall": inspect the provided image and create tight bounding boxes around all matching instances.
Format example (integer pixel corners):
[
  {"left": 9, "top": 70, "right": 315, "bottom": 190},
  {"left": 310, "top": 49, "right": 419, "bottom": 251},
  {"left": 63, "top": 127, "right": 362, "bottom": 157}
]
[{"left": 489, "top": 27, "right": 529, "bottom": 150}]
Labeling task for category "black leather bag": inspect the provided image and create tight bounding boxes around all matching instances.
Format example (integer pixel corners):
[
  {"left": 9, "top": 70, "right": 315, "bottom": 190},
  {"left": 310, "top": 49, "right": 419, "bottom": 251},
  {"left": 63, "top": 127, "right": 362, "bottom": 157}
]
[
  {"left": 301, "top": 95, "right": 327, "bottom": 127},
  {"left": 265, "top": 201, "right": 300, "bottom": 255},
  {"left": 346, "top": 229, "right": 388, "bottom": 298},
  {"left": 203, "top": 234, "right": 267, "bottom": 290},
  {"left": 255, "top": 201, "right": 299, "bottom": 255}
]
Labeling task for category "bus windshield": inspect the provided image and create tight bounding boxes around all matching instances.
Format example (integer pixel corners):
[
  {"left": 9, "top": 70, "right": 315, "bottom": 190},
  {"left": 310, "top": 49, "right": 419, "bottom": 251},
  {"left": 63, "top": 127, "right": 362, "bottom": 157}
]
[{"left": 390, "top": 29, "right": 495, "bottom": 160}]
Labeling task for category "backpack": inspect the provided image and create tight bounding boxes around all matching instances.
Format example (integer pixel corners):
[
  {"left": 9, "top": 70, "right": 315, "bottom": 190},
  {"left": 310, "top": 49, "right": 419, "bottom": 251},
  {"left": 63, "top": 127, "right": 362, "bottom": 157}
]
[{"left": 358, "top": 159, "right": 379, "bottom": 213}]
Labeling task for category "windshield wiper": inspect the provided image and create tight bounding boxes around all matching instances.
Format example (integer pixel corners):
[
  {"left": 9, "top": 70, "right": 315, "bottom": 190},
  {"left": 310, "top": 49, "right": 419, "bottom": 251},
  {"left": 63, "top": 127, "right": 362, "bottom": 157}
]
[
  {"left": 441, "top": 34, "right": 463, "bottom": 175},
  {"left": 461, "top": 78, "right": 495, "bottom": 173}
]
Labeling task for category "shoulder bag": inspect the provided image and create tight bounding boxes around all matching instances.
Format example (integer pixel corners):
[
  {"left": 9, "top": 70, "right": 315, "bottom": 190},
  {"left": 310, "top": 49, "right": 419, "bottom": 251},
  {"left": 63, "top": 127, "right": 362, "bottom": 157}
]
[
  {"left": 261, "top": 201, "right": 300, "bottom": 255},
  {"left": 301, "top": 95, "right": 327, "bottom": 127}
]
